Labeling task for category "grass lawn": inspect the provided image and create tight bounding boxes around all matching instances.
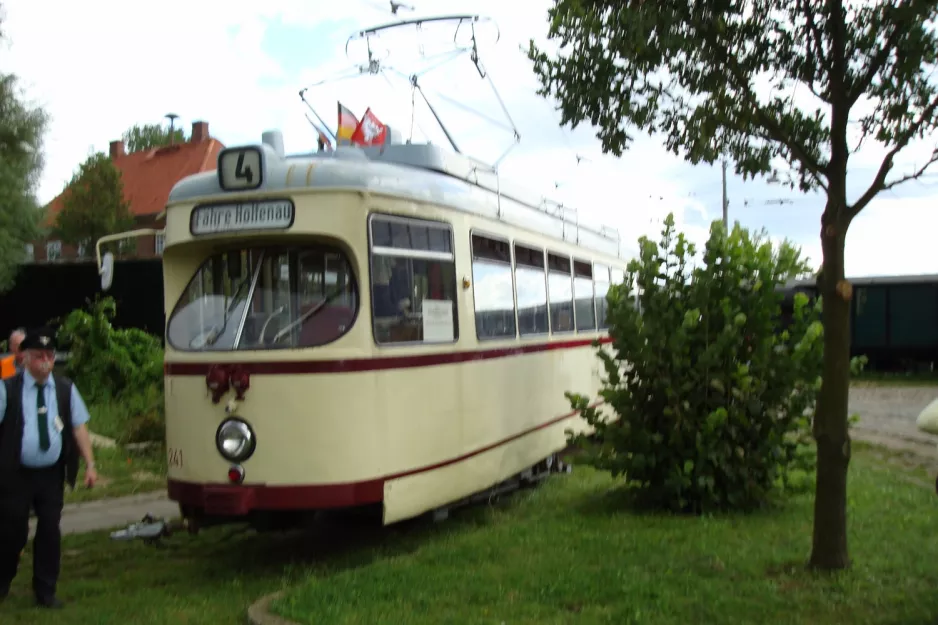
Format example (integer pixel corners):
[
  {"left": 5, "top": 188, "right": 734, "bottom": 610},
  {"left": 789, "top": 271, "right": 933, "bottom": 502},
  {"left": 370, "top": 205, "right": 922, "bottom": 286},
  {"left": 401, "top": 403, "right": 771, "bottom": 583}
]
[
  {"left": 63, "top": 399, "right": 166, "bottom": 504},
  {"left": 851, "top": 371, "right": 938, "bottom": 387},
  {"left": 272, "top": 450, "right": 938, "bottom": 625},
  {"left": 0, "top": 447, "right": 935, "bottom": 625},
  {"left": 62, "top": 444, "right": 165, "bottom": 505}
]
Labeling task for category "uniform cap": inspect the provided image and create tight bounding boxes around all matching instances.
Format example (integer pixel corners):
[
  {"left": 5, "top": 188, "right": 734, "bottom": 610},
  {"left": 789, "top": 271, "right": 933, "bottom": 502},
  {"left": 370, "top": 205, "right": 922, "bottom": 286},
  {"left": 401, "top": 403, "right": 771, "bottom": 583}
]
[{"left": 20, "top": 326, "right": 57, "bottom": 352}]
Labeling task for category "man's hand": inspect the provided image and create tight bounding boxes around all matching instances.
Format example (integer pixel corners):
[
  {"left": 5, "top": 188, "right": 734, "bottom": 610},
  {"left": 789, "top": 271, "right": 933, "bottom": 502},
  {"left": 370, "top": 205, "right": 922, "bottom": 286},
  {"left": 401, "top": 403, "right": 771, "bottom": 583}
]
[
  {"left": 84, "top": 466, "right": 98, "bottom": 488},
  {"left": 72, "top": 424, "right": 98, "bottom": 488}
]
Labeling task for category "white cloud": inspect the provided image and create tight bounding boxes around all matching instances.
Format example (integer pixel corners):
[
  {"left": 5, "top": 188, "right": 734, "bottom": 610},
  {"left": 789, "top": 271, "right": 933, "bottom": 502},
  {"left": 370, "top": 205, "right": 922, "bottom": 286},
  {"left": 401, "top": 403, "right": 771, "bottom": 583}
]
[{"left": 4, "top": 0, "right": 938, "bottom": 280}]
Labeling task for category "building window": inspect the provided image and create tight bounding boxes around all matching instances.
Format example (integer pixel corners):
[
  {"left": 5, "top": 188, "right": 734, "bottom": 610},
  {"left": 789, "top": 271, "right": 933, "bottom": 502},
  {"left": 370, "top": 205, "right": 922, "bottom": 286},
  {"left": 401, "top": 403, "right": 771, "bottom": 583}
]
[
  {"left": 369, "top": 214, "right": 458, "bottom": 345},
  {"left": 573, "top": 259, "right": 596, "bottom": 332},
  {"left": 547, "top": 252, "right": 574, "bottom": 334},
  {"left": 155, "top": 232, "right": 165, "bottom": 256},
  {"left": 514, "top": 243, "right": 548, "bottom": 336},
  {"left": 23, "top": 244, "right": 34, "bottom": 262},
  {"left": 46, "top": 240, "right": 62, "bottom": 262},
  {"left": 471, "top": 234, "right": 516, "bottom": 340}
]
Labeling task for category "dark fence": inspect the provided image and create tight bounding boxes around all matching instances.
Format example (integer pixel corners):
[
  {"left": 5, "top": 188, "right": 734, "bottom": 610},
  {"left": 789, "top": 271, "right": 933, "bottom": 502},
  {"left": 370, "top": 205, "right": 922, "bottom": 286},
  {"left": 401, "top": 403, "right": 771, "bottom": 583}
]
[{"left": 0, "top": 259, "right": 165, "bottom": 341}]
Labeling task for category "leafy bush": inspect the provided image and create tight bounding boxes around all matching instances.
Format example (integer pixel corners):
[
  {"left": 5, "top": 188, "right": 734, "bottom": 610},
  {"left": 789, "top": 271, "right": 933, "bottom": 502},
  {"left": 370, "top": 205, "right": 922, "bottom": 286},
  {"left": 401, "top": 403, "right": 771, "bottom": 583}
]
[
  {"left": 53, "top": 295, "right": 164, "bottom": 443},
  {"left": 566, "top": 214, "right": 824, "bottom": 514},
  {"left": 122, "top": 384, "right": 166, "bottom": 447}
]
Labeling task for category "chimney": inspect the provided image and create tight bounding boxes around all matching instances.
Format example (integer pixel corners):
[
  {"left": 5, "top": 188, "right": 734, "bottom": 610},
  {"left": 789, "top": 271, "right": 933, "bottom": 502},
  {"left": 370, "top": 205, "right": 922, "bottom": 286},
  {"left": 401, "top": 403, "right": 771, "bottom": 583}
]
[
  {"left": 109, "top": 140, "right": 125, "bottom": 159},
  {"left": 191, "top": 121, "right": 209, "bottom": 143}
]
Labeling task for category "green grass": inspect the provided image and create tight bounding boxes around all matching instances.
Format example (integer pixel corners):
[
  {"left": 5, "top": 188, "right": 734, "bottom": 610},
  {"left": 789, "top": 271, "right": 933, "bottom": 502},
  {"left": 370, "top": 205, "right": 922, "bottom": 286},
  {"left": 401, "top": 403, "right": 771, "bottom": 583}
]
[
  {"left": 1, "top": 448, "right": 936, "bottom": 625},
  {"left": 85, "top": 399, "right": 129, "bottom": 441},
  {"left": 271, "top": 452, "right": 938, "bottom": 625},
  {"left": 851, "top": 371, "right": 938, "bottom": 386},
  {"left": 62, "top": 445, "right": 165, "bottom": 504},
  {"left": 61, "top": 399, "right": 166, "bottom": 504}
]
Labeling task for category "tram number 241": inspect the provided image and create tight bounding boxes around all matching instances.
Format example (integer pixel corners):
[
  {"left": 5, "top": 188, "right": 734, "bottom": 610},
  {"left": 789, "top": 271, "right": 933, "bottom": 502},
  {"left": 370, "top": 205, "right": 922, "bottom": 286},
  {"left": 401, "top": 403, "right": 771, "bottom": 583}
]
[{"left": 168, "top": 448, "right": 184, "bottom": 468}]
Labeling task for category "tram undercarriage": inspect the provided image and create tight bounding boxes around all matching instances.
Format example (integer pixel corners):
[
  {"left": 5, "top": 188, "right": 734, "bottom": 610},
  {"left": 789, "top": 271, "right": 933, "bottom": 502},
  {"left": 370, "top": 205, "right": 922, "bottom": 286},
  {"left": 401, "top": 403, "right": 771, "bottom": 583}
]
[{"left": 110, "top": 450, "right": 574, "bottom": 545}]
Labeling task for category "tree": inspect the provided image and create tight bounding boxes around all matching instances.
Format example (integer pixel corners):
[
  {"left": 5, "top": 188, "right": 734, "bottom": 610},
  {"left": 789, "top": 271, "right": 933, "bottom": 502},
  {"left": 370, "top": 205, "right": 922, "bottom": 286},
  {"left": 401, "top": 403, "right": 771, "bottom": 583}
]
[
  {"left": 567, "top": 214, "right": 823, "bottom": 514},
  {"left": 528, "top": 1, "right": 938, "bottom": 570},
  {"left": 53, "top": 152, "right": 134, "bottom": 251},
  {"left": 0, "top": 19, "right": 49, "bottom": 291},
  {"left": 122, "top": 122, "right": 187, "bottom": 154}
]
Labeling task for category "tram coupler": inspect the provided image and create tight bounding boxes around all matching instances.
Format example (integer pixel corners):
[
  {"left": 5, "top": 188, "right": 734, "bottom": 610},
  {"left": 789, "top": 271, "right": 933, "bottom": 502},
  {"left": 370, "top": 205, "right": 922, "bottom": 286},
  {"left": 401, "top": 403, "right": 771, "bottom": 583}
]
[{"left": 109, "top": 514, "right": 190, "bottom": 546}]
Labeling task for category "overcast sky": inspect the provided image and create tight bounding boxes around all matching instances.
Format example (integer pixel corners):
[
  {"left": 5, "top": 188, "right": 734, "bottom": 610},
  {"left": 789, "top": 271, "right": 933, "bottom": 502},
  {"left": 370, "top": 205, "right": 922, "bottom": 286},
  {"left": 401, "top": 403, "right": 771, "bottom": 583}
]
[{"left": 3, "top": 0, "right": 937, "bottom": 278}]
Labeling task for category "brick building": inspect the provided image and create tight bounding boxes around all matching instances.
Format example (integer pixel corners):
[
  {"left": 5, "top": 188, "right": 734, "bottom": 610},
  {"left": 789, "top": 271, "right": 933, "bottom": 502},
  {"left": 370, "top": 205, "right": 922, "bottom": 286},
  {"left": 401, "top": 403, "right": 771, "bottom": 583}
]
[{"left": 29, "top": 120, "right": 225, "bottom": 263}]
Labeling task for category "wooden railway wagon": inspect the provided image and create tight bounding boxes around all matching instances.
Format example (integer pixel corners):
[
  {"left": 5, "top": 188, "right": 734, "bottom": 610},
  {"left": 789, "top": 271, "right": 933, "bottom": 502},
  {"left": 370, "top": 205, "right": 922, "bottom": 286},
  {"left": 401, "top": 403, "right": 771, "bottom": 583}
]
[{"left": 779, "top": 273, "right": 938, "bottom": 370}]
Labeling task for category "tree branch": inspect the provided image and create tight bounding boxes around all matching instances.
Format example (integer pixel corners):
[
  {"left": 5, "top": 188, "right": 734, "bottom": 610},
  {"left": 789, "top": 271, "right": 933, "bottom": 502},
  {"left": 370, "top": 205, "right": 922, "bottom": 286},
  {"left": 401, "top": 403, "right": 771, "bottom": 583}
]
[
  {"left": 798, "top": 0, "right": 829, "bottom": 74},
  {"left": 847, "top": 6, "right": 909, "bottom": 106},
  {"left": 723, "top": 60, "right": 829, "bottom": 191},
  {"left": 848, "top": 93, "right": 938, "bottom": 218},
  {"left": 881, "top": 150, "right": 938, "bottom": 190}
]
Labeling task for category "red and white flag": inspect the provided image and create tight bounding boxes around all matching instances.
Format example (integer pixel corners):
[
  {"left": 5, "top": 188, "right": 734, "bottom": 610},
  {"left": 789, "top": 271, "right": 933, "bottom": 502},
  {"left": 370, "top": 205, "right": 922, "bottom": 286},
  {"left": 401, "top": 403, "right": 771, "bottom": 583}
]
[{"left": 350, "top": 108, "right": 388, "bottom": 147}]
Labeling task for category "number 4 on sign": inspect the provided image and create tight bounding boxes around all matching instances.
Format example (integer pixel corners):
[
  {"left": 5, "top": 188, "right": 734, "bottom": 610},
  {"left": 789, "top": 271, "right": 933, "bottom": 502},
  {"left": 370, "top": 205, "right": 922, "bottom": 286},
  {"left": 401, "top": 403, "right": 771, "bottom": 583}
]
[
  {"left": 219, "top": 148, "right": 261, "bottom": 191},
  {"left": 234, "top": 152, "right": 253, "bottom": 183}
]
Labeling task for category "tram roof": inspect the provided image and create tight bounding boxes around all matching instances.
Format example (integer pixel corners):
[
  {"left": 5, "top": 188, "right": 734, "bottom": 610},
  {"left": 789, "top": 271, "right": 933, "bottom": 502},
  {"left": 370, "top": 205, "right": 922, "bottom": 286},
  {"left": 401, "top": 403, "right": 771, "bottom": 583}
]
[
  {"left": 167, "top": 130, "right": 633, "bottom": 262},
  {"left": 783, "top": 273, "right": 938, "bottom": 289}
]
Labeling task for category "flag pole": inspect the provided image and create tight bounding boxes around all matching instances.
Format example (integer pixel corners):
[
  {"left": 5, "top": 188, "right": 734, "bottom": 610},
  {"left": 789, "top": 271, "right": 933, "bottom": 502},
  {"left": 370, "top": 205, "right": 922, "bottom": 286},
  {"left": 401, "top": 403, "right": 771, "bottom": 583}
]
[{"left": 298, "top": 88, "right": 338, "bottom": 143}]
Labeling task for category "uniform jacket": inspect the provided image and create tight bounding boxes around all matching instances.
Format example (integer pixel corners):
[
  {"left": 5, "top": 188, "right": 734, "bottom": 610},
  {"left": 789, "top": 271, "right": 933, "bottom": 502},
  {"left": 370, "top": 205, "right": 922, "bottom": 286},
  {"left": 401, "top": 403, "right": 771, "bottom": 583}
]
[{"left": 0, "top": 371, "right": 79, "bottom": 492}]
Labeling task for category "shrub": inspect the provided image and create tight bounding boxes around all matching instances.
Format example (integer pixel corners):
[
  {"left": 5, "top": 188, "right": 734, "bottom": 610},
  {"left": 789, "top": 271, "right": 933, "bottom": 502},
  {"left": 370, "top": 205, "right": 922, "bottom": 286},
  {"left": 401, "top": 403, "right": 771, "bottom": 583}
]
[
  {"left": 122, "top": 383, "right": 166, "bottom": 447},
  {"left": 53, "top": 295, "right": 165, "bottom": 443},
  {"left": 566, "top": 214, "right": 824, "bottom": 514},
  {"left": 54, "top": 295, "right": 163, "bottom": 403}
]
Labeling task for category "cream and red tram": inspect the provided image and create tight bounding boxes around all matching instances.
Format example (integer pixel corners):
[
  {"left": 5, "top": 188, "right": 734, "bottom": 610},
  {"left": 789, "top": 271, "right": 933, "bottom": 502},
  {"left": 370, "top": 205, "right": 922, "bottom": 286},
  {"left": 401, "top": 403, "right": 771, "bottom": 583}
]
[{"left": 98, "top": 131, "right": 630, "bottom": 531}]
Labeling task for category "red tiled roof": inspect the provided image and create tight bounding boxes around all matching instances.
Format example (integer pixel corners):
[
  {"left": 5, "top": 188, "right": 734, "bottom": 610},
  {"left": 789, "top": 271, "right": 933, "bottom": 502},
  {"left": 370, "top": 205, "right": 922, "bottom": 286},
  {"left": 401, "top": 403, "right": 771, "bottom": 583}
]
[{"left": 44, "top": 137, "right": 224, "bottom": 225}]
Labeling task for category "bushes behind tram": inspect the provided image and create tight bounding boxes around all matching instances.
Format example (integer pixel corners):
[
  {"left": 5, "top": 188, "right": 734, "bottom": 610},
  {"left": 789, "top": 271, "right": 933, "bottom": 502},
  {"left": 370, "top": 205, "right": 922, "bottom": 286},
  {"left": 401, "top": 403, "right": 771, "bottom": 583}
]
[
  {"left": 565, "top": 214, "right": 825, "bottom": 515},
  {"left": 55, "top": 295, "right": 165, "bottom": 446}
]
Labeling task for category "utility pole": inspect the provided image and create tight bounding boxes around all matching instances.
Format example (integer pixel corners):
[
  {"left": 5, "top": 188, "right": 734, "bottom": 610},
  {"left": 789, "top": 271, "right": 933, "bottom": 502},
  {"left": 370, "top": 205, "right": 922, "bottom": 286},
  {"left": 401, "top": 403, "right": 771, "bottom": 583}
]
[{"left": 722, "top": 159, "right": 729, "bottom": 229}]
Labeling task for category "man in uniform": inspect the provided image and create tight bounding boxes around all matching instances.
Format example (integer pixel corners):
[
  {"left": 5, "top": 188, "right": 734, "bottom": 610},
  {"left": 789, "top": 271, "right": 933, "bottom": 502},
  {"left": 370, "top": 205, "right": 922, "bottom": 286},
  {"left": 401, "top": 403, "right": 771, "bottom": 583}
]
[
  {"left": 0, "top": 326, "right": 98, "bottom": 609},
  {"left": 1, "top": 328, "right": 25, "bottom": 380}
]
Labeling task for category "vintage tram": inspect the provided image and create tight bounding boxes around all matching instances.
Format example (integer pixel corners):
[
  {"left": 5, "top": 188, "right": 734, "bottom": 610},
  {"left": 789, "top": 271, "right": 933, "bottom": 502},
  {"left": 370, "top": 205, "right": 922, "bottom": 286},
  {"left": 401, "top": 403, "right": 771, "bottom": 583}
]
[{"left": 97, "top": 131, "right": 631, "bottom": 532}]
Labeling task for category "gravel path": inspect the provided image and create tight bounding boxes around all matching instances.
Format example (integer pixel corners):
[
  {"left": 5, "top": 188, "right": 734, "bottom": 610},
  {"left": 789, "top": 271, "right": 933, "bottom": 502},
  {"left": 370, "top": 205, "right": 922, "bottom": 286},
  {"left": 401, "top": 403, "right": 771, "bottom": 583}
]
[{"left": 848, "top": 384, "right": 938, "bottom": 478}]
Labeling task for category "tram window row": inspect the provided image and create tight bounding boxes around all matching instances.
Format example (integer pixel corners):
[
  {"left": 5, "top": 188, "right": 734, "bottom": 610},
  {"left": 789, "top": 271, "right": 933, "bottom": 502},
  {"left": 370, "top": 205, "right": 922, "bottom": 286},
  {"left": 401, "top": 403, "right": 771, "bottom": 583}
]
[
  {"left": 368, "top": 213, "right": 626, "bottom": 345},
  {"left": 470, "top": 233, "right": 625, "bottom": 341},
  {"left": 166, "top": 213, "right": 626, "bottom": 352}
]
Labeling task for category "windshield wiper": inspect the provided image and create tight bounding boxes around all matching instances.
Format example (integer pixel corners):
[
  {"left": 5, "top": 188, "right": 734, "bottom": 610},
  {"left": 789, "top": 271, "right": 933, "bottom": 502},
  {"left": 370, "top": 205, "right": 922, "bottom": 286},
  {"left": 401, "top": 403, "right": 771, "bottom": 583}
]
[
  {"left": 203, "top": 278, "right": 252, "bottom": 347},
  {"left": 272, "top": 284, "right": 349, "bottom": 343}
]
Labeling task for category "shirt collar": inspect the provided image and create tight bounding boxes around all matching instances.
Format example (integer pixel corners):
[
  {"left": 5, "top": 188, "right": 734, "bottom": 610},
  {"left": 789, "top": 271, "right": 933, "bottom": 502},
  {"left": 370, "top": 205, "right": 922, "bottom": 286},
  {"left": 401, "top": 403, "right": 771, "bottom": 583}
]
[{"left": 23, "top": 369, "right": 53, "bottom": 389}]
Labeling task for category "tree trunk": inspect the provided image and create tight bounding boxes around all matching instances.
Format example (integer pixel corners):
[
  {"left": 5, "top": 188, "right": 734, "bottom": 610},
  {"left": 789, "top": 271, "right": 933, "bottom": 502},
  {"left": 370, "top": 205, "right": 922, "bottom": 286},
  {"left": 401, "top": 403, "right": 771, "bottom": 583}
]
[{"left": 809, "top": 208, "right": 852, "bottom": 571}]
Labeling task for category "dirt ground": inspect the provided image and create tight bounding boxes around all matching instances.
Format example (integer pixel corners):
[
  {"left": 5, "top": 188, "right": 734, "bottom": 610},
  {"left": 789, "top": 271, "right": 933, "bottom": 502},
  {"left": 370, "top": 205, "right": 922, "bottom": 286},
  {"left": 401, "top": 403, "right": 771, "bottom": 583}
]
[{"left": 848, "top": 384, "right": 938, "bottom": 484}]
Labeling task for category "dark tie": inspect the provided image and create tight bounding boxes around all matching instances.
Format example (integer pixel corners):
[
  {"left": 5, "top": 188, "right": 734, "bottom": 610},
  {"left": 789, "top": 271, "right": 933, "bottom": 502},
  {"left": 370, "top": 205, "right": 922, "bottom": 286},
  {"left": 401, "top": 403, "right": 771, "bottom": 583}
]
[{"left": 36, "top": 382, "right": 50, "bottom": 452}]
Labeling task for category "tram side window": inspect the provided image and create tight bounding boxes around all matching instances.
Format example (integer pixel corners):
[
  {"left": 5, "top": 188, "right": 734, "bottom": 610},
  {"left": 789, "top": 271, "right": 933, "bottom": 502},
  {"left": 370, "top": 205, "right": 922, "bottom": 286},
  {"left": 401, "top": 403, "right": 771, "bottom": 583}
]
[
  {"left": 573, "top": 259, "right": 596, "bottom": 332},
  {"left": 370, "top": 215, "right": 459, "bottom": 344},
  {"left": 594, "top": 263, "right": 610, "bottom": 330},
  {"left": 471, "top": 234, "right": 516, "bottom": 339},
  {"left": 547, "top": 252, "right": 574, "bottom": 334},
  {"left": 514, "top": 244, "right": 548, "bottom": 336}
]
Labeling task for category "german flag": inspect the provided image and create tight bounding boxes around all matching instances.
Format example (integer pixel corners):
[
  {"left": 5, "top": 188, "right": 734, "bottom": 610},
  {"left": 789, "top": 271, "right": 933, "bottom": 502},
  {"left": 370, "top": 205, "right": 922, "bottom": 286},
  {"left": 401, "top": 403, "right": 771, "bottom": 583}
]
[{"left": 337, "top": 102, "right": 359, "bottom": 143}]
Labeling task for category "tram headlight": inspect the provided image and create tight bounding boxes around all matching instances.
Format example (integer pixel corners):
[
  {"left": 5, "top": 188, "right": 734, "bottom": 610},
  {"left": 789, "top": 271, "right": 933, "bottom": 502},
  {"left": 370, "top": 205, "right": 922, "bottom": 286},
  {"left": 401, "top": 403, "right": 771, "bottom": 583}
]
[{"left": 215, "top": 419, "right": 256, "bottom": 462}]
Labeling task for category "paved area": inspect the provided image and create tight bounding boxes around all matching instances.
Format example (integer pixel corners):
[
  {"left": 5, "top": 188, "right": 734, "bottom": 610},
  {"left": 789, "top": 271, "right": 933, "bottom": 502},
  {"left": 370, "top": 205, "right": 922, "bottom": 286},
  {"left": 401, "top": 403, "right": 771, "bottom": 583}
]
[
  {"left": 29, "top": 490, "right": 178, "bottom": 539},
  {"left": 849, "top": 385, "right": 938, "bottom": 445},
  {"left": 848, "top": 385, "right": 938, "bottom": 477}
]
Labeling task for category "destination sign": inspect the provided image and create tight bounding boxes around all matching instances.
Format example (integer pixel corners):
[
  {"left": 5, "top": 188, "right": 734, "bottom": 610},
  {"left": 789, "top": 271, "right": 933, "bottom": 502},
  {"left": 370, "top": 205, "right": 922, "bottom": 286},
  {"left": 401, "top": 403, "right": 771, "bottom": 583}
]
[{"left": 190, "top": 199, "right": 295, "bottom": 235}]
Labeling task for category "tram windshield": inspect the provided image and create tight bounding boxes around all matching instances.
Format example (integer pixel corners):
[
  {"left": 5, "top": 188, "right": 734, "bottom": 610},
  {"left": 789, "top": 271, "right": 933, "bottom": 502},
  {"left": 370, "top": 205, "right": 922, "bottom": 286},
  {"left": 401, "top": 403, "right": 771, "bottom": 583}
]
[{"left": 167, "top": 245, "right": 358, "bottom": 351}]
